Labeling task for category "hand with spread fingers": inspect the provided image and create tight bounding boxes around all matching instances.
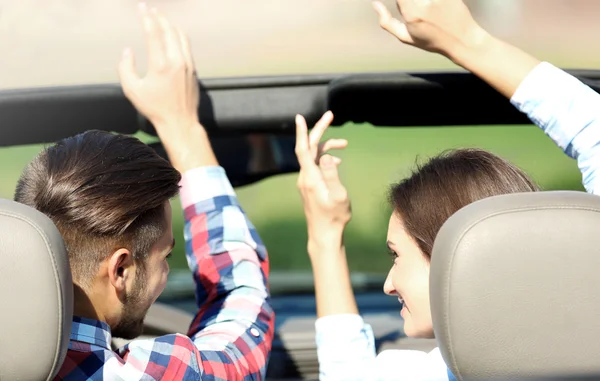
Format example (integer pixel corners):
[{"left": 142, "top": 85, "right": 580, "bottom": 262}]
[
  {"left": 371, "top": 0, "right": 487, "bottom": 58},
  {"left": 118, "top": 3, "right": 216, "bottom": 172},
  {"left": 294, "top": 111, "right": 359, "bottom": 321},
  {"left": 371, "top": 0, "right": 541, "bottom": 101},
  {"left": 119, "top": 3, "right": 199, "bottom": 130},
  {"left": 295, "top": 111, "right": 351, "bottom": 246}
]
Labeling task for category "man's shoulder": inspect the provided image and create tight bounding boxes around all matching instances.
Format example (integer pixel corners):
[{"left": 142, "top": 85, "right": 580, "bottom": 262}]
[
  {"left": 56, "top": 334, "right": 201, "bottom": 381},
  {"left": 119, "top": 332, "right": 200, "bottom": 358}
]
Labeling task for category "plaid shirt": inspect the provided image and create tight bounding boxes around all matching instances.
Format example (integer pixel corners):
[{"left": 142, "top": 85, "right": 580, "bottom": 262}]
[{"left": 54, "top": 166, "right": 275, "bottom": 380}]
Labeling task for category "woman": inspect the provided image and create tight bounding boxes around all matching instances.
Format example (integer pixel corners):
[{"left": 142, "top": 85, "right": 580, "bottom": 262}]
[
  {"left": 295, "top": 112, "right": 538, "bottom": 381},
  {"left": 295, "top": 0, "right": 600, "bottom": 380}
]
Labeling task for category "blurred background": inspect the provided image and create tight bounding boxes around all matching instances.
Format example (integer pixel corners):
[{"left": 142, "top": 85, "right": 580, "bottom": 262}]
[{"left": 0, "top": 0, "right": 598, "bottom": 289}]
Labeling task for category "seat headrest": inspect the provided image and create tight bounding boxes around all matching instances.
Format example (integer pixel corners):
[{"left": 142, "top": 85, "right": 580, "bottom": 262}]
[
  {"left": 0, "top": 199, "right": 73, "bottom": 381},
  {"left": 430, "top": 191, "right": 600, "bottom": 381}
]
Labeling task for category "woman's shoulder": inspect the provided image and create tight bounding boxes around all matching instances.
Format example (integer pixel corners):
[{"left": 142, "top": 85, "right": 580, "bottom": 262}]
[{"left": 373, "top": 346, "right": 451, "bottom": 381}]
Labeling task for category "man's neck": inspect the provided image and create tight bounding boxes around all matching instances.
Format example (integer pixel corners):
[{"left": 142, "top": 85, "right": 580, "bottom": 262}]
[{"left": 73, "top": 283, "right": 103, "bottom": 321}]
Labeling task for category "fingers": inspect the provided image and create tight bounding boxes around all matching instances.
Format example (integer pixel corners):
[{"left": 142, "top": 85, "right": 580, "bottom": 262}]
[
  {"left": 319, "top": 154, "right": 347, "bottom": 198},
  {"left": 139, "top": 3, "right": 189, "bottom": 71},
  {"left": 318, "top": 139, "right": 348, "bottom": 156},
  {"left": 295, "top": 114, "right": 311, "bottom": 166},
  {"left": 176, "top": 27, "right": 195, "bottom": 72},
  {"left": 372, "top": 1, "right": 414, "bottom": 44},
  {"left": 308, "top": 111, "right": 334, "bottom": 149},
  {"left": 139, "top": 3, "right": 166, "bottom": 70},
  {"left": 122, "top": 3, "right": 200, "bottom": 129},
  {"left": 295, "top": 113, "right": 326, "bottom": 189},
  {"left": 319, "top": 155, "right": 340, "bottom": 180},
  {"left": 296, "top": 113, "right": 336, "bottom": 197},
  {"left": 153, "top": 8, "right": 183, "bottom": 65},
  {"left": 296, "top": 111, "right": 346, "bottom": 167},
  {"left": 118, "top": 47, "right": 139, "bottom": 93},
  {"left": 372, "top": 1, "right": 392, "bottom": 23}
]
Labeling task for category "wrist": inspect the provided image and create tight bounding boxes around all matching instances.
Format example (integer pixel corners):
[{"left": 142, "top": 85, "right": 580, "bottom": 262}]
[
  {"left": 446, "top": 27, "right": 495, "bottom": 68},
  {"left": 307, "top": 231, "right": 344, "bottom": 257},
  {"left": 153, "top": 122, "right": 219, "bottom": 172},
  {"left": 308, "top": 223, "right": 344, "bottom": 243},
  {"left": 308, "top": 242, "right": 347, "bottom": 274},
  {"left": 152, "top": 119, "right": 204, "bottom": 142}
]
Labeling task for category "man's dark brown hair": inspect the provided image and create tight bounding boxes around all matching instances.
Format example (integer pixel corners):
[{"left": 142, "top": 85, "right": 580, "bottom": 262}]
[
  {"left": 389, "top": 148, "right": 540, "bottom": 258},
  {"left": 14, "top": 130, "right": 181, "bottom": 286}
]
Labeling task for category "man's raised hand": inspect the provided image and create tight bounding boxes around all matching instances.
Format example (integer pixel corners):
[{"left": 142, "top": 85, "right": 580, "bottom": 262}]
[{"left": 118, "top": 3, "right": 199, "bottom": 131}]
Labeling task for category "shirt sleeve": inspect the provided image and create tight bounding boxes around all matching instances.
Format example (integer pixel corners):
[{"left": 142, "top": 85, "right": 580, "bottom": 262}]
[
  {"left": 510, "top": 61, "right": 600, "bottom": 195},
  {"left": 315, "top": 314, "right": 449, "bottom": 381},
  {"left": 178, "top": 166, "right": 274, "bottom": 380}
]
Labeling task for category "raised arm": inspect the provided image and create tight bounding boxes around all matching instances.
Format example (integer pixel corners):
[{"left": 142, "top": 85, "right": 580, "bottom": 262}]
[
  {"left": 118, "top": 5, "right": 274, "bottom": 379},
  {"left": 373, "top": 0, "right": 600, "bottom": 194},
  {"left": 294, "top": 113, "right": 452, "bottom": 381},
  {"left": 508, "top": 62, "right": 600, "bottom": 194},
  {"left": 372, "top": 0, "right": 539, "bottom": 101},
  {"left": 180, "top": 166, "right": 273, "bottom": 379}
]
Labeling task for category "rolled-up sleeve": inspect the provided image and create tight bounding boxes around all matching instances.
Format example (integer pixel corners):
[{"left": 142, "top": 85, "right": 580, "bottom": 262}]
[{"left": 511, "top": 62, "right": 600, "bottom": 194}]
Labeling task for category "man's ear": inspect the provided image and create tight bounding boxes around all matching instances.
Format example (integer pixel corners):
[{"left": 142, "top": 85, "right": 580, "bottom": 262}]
[{"left": 107, "top": 248, "right": 135, "bottom": 293}]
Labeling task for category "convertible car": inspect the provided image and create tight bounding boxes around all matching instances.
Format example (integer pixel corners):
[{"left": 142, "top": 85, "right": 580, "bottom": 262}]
[
  {"left": 2, "top": 1, "right": 600, "bottom": 381},
  {"left": 3, "top": 64, "right": 600, "bottom": 381}
]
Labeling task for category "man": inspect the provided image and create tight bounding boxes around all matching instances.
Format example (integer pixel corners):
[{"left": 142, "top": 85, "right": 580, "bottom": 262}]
[{"left": 15, "top": 4, "right": 274, "bottom": 380}]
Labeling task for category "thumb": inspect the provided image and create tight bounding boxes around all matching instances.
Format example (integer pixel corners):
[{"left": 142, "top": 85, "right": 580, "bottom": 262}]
[
  {"left": 319, "top": 155, "right": 346, "bottom": 195},
  {"left": 372, "top": 1, "right": 414, "bottom": 44},
  {"left": 118, "top": 48, "right": 140, "bottom": 94}
]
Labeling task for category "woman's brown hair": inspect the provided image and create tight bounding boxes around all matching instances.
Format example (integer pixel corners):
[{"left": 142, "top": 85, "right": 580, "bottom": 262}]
[{"left": 388, "top": 148, "right": 540, "bottom": 257}]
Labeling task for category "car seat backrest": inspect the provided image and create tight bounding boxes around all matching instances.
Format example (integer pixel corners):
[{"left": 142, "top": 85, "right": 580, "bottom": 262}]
[
  {"left": 0, "top": 199, "right": 73, "bottom": 381},
  {"left": 430, "top": 191, "right": 600, "bottom": 381}
]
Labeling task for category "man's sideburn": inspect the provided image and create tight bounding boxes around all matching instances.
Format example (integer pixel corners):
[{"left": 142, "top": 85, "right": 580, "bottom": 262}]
[{"left": 112, "top": 266, "right": 148, "bottom": 340}]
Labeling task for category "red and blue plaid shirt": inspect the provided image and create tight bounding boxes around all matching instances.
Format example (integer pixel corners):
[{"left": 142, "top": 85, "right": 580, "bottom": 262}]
[{"left": 54, "top": 166, "right": 275, "bottom": 380}]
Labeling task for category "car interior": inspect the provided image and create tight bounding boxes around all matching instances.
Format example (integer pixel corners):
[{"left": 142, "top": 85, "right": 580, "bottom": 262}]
[
  {"left": 0, "top": 198, "right": 72, "bottom": 381},
  {"left": 2, "top": 68, "right": 600, "bottom": 380}
]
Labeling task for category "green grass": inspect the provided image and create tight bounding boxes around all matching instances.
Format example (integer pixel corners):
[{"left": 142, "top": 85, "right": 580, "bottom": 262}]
[{"left": 0, "top": 123, "right": 584, "bottom": 276}]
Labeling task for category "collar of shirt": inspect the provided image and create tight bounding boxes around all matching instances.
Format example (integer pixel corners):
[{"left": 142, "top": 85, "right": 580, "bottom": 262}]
[{"left": 68, "top": 316, "right": 113, "bottom": 351}]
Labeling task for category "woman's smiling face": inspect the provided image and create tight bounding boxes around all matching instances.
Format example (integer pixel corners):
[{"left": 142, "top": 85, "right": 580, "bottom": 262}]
[{"left": 383, "top": 212, "right": 434, "bottom": 338}]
